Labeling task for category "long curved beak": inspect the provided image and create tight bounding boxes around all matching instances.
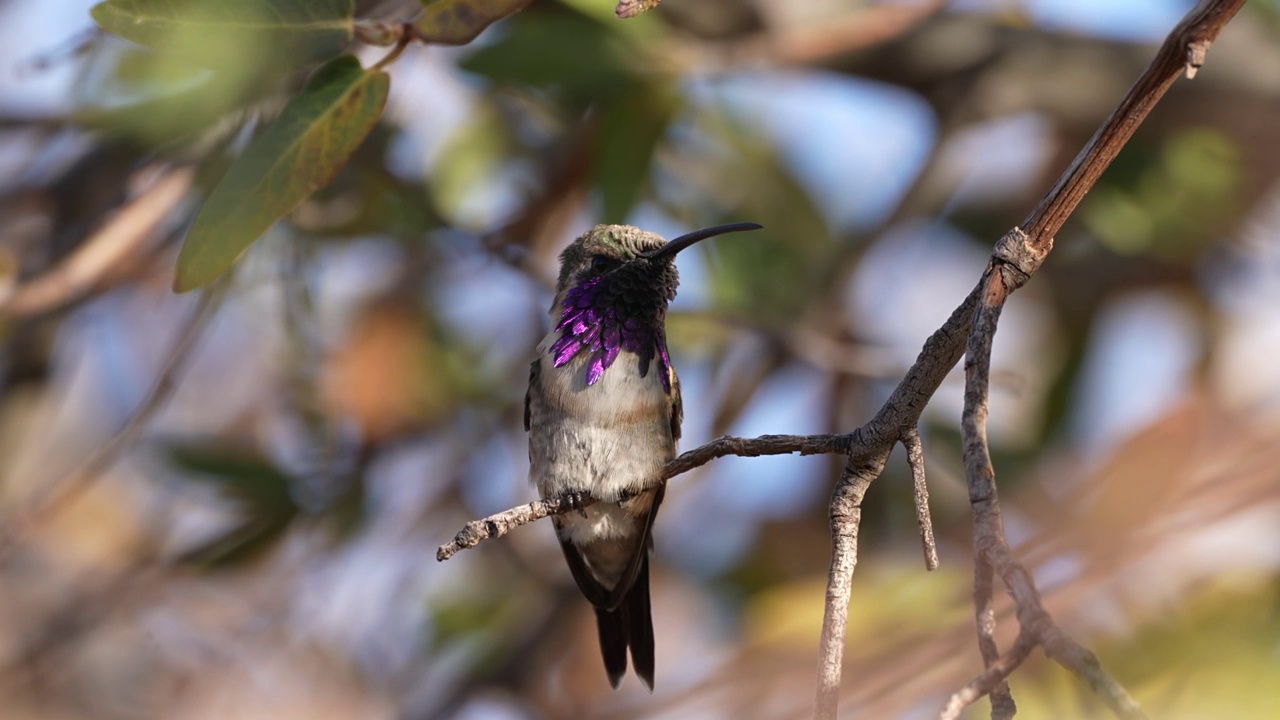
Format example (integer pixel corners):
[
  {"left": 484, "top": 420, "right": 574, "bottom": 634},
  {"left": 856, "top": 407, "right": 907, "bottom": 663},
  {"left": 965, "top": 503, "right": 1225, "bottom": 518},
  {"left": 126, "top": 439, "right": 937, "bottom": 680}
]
[{"left": 641, "top": 222, "right": 763, "bottom": 260}]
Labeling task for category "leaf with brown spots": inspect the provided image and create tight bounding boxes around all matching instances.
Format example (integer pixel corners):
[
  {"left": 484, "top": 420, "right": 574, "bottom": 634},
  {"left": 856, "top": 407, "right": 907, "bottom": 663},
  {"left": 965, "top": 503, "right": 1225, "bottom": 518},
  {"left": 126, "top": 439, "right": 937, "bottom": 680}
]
[
  {"left": 174, "top": 55, "right": 388, "bottom": 292},
  {"left": 614, "top": 0, "right": 661, "bottom": 18},
  {"left": 415, "top": 0, "right": 535, "bottom": 45}
]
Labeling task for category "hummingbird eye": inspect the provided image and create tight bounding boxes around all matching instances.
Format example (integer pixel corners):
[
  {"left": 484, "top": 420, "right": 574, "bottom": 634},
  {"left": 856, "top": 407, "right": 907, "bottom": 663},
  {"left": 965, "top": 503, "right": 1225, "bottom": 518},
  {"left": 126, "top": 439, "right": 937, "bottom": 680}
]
[{"left": 590, "top": 255, "right": 619, "bottom": 273}]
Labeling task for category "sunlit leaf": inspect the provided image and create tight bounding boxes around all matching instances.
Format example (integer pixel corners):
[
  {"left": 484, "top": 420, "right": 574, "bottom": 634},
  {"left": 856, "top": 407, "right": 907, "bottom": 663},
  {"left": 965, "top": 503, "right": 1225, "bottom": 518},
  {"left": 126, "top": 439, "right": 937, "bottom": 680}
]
[
  {"left": 174, "top": 55, "right": 389, "bottom": 292},
  {"left": 91, "top": 0, "right": 354, "bottom": 68},
  {"left": 295, "top": 127, "right": 443, "bottom": 237},
  {"left": 614, "top": 0, "right": 661, "bottom": 18},
  {"left": 416, "top": 0, "right": 534, "bottom": 45}
]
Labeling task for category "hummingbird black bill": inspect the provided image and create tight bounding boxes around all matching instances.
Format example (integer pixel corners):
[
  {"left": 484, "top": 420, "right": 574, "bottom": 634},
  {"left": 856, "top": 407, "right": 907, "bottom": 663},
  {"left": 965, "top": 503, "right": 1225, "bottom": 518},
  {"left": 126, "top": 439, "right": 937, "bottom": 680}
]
[{"left": 641, "top": 222, "right": 763, "bottom": 260}]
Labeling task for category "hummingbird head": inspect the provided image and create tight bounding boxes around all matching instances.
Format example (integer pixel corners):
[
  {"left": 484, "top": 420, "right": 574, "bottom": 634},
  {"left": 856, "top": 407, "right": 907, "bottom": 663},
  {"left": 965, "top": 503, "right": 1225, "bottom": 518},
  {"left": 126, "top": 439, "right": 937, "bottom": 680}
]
[{"left": 548, "top": 222, "right": 761, "bottom": 390}]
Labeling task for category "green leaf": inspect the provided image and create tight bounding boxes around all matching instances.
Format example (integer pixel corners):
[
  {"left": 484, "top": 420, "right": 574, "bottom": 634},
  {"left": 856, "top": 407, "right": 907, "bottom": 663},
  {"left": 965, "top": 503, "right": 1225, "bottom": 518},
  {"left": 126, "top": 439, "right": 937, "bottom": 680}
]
[
  {"left": 165, "top": 444, "right": 296, "bottom": 506},
  {"left": 459, "top": 8, "right": 639, "bottom": 107},
  {"left": 91, "top": 0, "right": 354, "bottom": 69},
  {"left": 416, "top": 0, "right": 534, "bottom": 45},
  {"left": 177, "top": 511, "right": 298, "bottom": 568},
  {"left": 174, "top": 55, "right": 389, "bottom": 292},
  {"left": 165, "top": 443, "right": 300, "bottom": 568},
  {"left": 74, "top": 74, "right": 255, "bottom": 149},
  {"left": 594, "top": 81, "right": 678, "bottom": 223}
]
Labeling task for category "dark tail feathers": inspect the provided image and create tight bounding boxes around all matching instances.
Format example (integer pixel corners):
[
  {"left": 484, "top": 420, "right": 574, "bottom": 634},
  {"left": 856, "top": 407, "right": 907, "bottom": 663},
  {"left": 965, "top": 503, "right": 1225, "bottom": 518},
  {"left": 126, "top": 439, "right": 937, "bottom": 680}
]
[{"left": 593, "top": 556, "right": 654, "bottom": 690}]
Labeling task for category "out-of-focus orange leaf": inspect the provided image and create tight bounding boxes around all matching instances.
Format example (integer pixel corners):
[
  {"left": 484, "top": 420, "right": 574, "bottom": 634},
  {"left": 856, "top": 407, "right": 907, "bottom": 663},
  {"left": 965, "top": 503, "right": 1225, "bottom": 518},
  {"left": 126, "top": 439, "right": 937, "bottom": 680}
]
[{"left": 323, "top": 303, "right": 454, "bottom": 441}]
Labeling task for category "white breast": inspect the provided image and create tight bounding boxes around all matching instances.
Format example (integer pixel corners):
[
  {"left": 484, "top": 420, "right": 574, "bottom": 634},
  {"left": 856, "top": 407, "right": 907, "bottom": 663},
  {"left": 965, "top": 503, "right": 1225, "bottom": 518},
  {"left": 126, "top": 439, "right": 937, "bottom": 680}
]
[{"left": 534, "top": 330, "right": 668, "bottom": 423}]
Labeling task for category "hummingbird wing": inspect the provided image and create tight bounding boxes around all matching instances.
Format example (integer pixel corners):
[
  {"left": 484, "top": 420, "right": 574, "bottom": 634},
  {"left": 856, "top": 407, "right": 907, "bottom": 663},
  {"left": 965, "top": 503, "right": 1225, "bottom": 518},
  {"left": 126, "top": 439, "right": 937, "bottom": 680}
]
[
  {"left": 524, "top": 359, "right": 537, "bottom": 432},
  {"left": 668, "top": 366, "right": 683, "bottom": 442}
]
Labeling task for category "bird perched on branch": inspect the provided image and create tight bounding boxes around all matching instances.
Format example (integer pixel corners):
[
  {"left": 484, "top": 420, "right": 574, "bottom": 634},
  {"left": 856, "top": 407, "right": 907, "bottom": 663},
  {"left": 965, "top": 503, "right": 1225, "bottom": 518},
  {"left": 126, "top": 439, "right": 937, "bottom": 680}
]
[{"left": 525, "top": 222, "right": 762, "bottom": 689}]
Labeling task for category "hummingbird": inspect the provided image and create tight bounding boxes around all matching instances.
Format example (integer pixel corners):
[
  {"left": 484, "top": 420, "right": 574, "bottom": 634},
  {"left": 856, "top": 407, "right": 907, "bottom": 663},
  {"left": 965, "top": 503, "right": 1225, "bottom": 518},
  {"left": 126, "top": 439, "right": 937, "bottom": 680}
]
[{"left": 524, "top": 221, "right": 762, "bottom": 689}]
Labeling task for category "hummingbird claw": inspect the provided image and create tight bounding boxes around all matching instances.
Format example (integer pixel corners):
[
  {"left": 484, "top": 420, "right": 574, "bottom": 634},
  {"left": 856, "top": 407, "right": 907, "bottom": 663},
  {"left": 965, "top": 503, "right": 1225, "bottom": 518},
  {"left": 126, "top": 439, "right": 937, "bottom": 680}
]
[{"left": 557, "top": 490, "right": 589, "bottom": 518}]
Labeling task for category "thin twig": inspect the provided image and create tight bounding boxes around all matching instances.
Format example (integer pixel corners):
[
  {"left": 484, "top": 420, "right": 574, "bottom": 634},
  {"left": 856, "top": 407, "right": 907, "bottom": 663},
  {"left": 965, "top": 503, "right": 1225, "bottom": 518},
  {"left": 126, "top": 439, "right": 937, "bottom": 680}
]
[
  {"left": 941, "top": 2, "right": 1245, "bottom": 716},
  {"left": 959, "top": 233, "right": 1146, "bottom": 720},
  {"left": 438, "top": 493, "right": 600, "bottom": 562},
  {"left": 902, "top": 426, "right": 938, "bottom": 571},
  {"left": 1020, "top": 0, "right": 1247, "bottom": 248},
  {"left": 437, "top": 433, "right": 852, "bottom": 560},
  {"left": 973, "top": 552, "right": 1015, "bottom": 718},
  {"left": 814, "top": 454, "right": 885, "bottom": 720},
  {"left": 939, "top": 632, "right": 1036, "bottom": 720},
  {"left": 963, "top": 255, "right": 1028, "bottom": 720},
  {"left": 0, "top": 279, "right": 228, "bottom": 563},
  {"left": 659, "top": 434, "right": 851, "bottom": 481},
  {"left": 435, "top": 2, "right": 1247, "bottom": 717}
]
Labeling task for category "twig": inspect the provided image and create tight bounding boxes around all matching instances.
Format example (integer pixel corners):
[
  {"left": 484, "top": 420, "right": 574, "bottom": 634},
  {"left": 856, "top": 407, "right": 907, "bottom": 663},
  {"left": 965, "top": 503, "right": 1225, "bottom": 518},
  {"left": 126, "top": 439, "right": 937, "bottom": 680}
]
[
  {"left": 973, "top": 552, "right": 1015, "bottom": 718},
  {"left": 939, "top": 632, "right": 1036, "bottom": 720},
  {"left": 437, "top": 433, "right": 852, "bottom": 560},
  {"left": 438, "top": 493, "right": 600, "bottom": 562},
  {"left": 902, "top": 426, "right": 938, "bottom": 571},
  {"left": 962, "top": 246, "right": 1037, "bottom": 720},
  {"left": 0, "top": 166, "right": 193, "bottom": 319},
  {"left": 0, "top": 279, "right": 227, "bottom": 563},
  {"left": 436, "top": 1, "right": 1246, "bottom": 716},
  {"left": 659, "top": 434, "right": 850, "bottom": 481},
  {"left": 958, "top": 231, "right": 1146, "bottom": 720},
  {"left": 1020, "top": 0, "right": 1246, "bottom": 249},
  {"left": 814, "top": 454, "right": 884, "bottom": 720},
  {"left": 942, "top": 2, "right": 1245, "bottom": 717}
]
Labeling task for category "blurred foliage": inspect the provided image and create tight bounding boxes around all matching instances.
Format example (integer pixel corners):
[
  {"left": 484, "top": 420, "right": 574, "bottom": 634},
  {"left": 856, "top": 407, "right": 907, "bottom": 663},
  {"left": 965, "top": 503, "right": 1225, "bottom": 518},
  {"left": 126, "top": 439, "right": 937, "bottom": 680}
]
[
  {"left": 174, "top": 55, "right": 390, "bottom": 290},
  {"left": 0, "top": 1, "right": 1275, "bottom": 718},
  {"left": 165, "top": 443, "right": 300, "bottom": 567},
  {"left": 1084, "top": 127, "right": 1242, "bottom": 260},
  {"left": 417, "top": 0, "right": 536, "bottom": 45},
  {"left": 91, "top": 0, "right": 355, "bottom": 68}
]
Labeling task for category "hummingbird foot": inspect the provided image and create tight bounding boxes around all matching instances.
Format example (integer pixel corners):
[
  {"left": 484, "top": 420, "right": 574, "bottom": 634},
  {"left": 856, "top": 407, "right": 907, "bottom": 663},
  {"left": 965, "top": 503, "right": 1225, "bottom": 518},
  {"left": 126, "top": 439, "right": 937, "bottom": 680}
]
[{"left": 554, "top": 490, "right": 591, "bottom": 518}]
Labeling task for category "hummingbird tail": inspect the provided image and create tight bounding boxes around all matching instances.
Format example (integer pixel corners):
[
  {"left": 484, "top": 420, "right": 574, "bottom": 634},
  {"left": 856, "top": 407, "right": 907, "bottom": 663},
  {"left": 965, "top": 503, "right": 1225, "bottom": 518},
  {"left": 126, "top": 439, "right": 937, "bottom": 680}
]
[
  {"left": 594, "top": 605, "right": 628, "bottom": 689},
  {"left": 627, "top": 555, "right": 655, "bottom": 690},
  {"left": 592, "top": 555, "right": 656, "bottom": 690}
]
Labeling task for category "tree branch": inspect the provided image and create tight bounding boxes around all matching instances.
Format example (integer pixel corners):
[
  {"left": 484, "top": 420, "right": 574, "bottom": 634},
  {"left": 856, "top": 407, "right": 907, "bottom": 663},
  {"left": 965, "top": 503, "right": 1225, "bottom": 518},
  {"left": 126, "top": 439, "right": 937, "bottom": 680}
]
[
  {"left": 0, "top": 166, "right": 193, "bottom": 319},
  {"left": 944, "top": 2, "right": 1244, "bottom": 717},
  {"left": 814, "top": 453, "right": 885, "bottom": 720},
  {"left": 434, "top": 1, "right": 1246, "bottom": 717},
  {"left": 902, "top": 426, "right": 939, "bottom": 571}
]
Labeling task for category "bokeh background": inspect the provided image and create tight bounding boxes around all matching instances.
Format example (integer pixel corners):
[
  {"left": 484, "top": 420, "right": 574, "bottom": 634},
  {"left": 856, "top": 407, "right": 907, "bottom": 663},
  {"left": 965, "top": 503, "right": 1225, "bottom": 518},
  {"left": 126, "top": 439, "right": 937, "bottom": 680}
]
[{"left": 1, "top": 0, "right": 1279, "bottom": 718}]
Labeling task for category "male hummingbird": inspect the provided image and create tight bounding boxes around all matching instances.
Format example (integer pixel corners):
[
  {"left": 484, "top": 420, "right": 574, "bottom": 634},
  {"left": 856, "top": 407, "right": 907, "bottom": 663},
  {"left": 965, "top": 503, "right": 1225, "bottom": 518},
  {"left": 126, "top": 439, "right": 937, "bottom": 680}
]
[{"left": 524, "top": 221, "right": 762, "bottom": 689}]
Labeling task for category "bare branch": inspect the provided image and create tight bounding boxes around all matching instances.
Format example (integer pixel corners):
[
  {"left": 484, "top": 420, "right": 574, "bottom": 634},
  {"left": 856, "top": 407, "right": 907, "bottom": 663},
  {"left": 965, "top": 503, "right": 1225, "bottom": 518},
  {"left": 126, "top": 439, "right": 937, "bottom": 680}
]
[
  {"left": 814, "top": 453, "right": 886, "bottom": 720},
  {"left": 1021, "top": 0, "right": 1247, "bottom": 248},
  {"left": 659, "top": 433, "right": 850, "bottom": 481},
  {"left": 939, "top": 632, "right": 1036, "bottom": 720},
  {"left": 0, "top": 166, "right": 193, "bottom": 319},
  {"left": 973, "top": 554, "right": 1015, "bottom": 719},
  {"left": 940, "top": 2, "right": 1246, "bottom": 715},
  {"left": 902, "top": 426, "right": 938, "bottom": 571},
  {"left": 437, "top": 433, "right": 852, "bottom": 560},
  {"left": 437, "top": 494, "right": 597, "bottom": 562},
  {"left": 433, "top": 2, "right": 1247, "bottom": 716}
]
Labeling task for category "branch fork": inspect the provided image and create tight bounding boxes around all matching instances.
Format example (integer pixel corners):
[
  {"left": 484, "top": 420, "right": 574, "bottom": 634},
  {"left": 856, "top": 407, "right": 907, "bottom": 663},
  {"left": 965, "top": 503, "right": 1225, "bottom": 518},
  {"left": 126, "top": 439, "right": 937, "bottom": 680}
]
[{"left": 436, "top": 2, "right": 1247, "bottom": 718}]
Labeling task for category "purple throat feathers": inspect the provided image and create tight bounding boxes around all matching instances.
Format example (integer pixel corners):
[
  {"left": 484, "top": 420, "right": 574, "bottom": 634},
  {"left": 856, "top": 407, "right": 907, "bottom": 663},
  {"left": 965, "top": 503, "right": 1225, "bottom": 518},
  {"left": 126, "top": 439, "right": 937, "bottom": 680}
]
[{"left": 549, "top": 276, "right": 671, "bottom": 392}]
